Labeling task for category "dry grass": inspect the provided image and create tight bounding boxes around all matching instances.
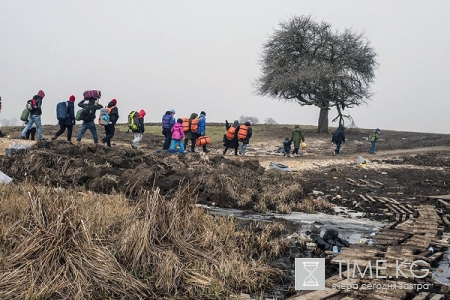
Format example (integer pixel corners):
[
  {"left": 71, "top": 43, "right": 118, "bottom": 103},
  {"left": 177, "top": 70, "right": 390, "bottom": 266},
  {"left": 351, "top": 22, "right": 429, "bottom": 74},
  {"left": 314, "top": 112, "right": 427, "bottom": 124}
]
[{"left": 0, "top": 183, "right": 288, "bottom": 299}]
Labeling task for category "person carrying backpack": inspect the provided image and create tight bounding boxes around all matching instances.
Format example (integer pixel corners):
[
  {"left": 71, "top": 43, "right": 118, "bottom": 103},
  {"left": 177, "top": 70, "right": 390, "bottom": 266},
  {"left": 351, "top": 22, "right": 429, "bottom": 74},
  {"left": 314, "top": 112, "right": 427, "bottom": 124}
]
[
  {"left": 101, "top": 99, "right": 119, "bottom": 147},
  {"left": 331, "top": 125, "right": 346, "bottom": 156},
  {"left": 21, "top": 90, "right": 45, "bottom": 141},
  {"left": 162, "top": 109, "right": 175, "bottom": 150},
  {"left": 131, "top": 110, "right": 146, "bottom": 149},
  {"left": 75, "top": 98, "right": 103, "bottom": 144},
  {"left": 238, "top": 121, "right": 252, "bottom": 155},
  {"left": 290, "top": 125, "right": 305, "bottom": 157},
  {"left": 197, "top": 111, "right": 210, "bottom": 153},
  {"left": 51, "top": 95, "right": 76, "bottom": 142},
  {"left": 183, "top": 112, "right": 198, "bottom": 152},
  {"left": 368, "top": 128, "right": 381, "bottom": 154},
  {"left": 223, "top": 120, "right": 240, "bottom": 155}
]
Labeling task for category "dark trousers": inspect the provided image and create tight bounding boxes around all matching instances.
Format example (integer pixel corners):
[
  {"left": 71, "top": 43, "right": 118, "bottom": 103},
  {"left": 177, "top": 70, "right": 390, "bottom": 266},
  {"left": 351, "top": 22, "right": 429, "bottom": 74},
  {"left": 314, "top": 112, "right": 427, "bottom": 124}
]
[
  {"left": 335, "top": 141, "right": 342, "bottom": 154},
  {"left": 55, "top": 124, "right": 73, "bottom": 141},
  {"left": 26, "top": 127, "right": 36, "bottom": 140},
  {"left": 184, "top": 138, "right": 197, "bottom": 151},
  {"left": 292, "top": 148, "right": 299, "bottom": 155},
  {"left": 223, "top": 147, "right": 238, "bottom": 155},
  {"left": 162, "top": 128, "right": 172, "bottom": 150},
  {"left": 102, "top": 124, "right": 115, "bottom": 147}
]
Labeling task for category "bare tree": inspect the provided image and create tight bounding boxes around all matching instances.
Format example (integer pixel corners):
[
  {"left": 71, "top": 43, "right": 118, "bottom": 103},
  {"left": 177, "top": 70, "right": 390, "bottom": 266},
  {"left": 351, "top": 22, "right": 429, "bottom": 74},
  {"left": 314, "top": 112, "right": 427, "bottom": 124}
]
[
  {"left": 264, "top": 118, "right": 278, "bottom": 124},
  {"left": 239, "top": 115, "right": 259, "bottom": 124},
  {"left": 255, "top": 16, "right": 378, "bottom": 133}
]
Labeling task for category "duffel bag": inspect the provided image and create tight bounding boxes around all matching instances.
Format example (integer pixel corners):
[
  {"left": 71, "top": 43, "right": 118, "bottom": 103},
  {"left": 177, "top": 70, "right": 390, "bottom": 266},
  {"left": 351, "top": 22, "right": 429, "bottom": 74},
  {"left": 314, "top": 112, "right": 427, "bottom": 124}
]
[
  {"left": 83, "top": 90, "right": 101, "bottom": 100},
  {"left": 195, "top": 136, "right": 211, "bottom": 146}
]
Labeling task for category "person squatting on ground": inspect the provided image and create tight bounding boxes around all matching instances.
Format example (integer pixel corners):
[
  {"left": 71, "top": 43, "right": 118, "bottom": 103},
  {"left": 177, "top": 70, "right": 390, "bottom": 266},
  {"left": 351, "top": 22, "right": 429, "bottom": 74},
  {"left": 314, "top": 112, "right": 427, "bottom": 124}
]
[
  {"left": 169, "top": 118, "right": 185, "bottom": 153},
  {"left": 290, "top": 125, "right": 305, "bottom": 156},
  {"left": 51, "top": 95, "right": 76, "bottom": 142},
  {"left": 332, "top": 124, "right": 346, "bottom": 156},
  {"left": 283, "top": 137, "right": 292, "bottom": 156},
  {"left": 238, "top": 121, "right": 252, "bottom": 155},
  {"left": 197, "top": 111, "right": 210, "bottom": 153},
  {"left": 369, "top": 128, "right": 381, "bottom": 154},
  {"left": 21, "top": 90, "right": 46, "bottom": 141},
  {"left": 162, "top": 109, "right": 175, "bottom": 150},
  {"left": 131, "top": 110, "right": 146, "bottom": 149},
  {"left": 183, "top": 113, "right": 198, "bottom": 152},
  {"left": 223, "top": 120, "right": 240, "bottom": 155},
  {"left": 76, "top": 98, "right": 103, "bottom": 144},
  {"left": 101, "top": 99, "right": 119, "bottom": 147}
]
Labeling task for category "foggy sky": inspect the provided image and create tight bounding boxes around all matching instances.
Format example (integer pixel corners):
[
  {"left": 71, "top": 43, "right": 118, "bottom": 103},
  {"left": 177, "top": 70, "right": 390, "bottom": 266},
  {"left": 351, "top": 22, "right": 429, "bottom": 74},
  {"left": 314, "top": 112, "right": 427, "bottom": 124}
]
[{"left": 1, "top": 0, "right": 449, "bottom": 134}]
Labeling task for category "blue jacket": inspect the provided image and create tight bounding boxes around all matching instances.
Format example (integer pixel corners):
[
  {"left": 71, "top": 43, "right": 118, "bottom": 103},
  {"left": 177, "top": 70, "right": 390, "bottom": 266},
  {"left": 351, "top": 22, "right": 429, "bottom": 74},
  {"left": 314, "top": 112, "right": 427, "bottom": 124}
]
[
  {"left": 197, "top": 114, "right": 206, "bottom": 135},
  {"left": 162, "top": 114, "right": 175, "bottom": 129}
]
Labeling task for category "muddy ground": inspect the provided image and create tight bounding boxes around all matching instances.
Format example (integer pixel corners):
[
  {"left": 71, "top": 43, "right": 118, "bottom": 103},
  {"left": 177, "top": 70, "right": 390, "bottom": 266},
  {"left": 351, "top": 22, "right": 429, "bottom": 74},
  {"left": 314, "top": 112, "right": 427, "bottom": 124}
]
[
  {"left": 0, "top": 124, "right": 450, "bottom": 298},
  {"left": 1, "top": 124, "right": 449, "bottom": 215}
]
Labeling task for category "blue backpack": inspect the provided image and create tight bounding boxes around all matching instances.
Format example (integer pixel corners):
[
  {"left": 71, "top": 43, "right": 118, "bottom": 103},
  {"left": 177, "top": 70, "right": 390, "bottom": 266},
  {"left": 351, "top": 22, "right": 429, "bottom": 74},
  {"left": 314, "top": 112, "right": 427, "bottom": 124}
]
[{"left": 56, "top": 102, "right": 68, "bottom": 121}]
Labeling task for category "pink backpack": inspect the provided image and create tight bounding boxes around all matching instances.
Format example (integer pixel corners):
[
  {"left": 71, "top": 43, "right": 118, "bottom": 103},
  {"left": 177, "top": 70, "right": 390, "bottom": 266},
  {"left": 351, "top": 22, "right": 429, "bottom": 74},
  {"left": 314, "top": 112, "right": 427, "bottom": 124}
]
[{"left": 83, "top": 90, "right": 101, "bottom": 100}]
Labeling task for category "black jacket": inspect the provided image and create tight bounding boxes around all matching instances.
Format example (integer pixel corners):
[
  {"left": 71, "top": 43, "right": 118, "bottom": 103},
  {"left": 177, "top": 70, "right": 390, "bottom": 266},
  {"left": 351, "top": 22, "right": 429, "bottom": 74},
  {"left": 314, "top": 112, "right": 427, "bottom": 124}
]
[
  {"left": 29, "top": 95, "right": 43, "bottom": 116},
  {"left": 78, "top": 99, "right": 103, "bottom": 122},
  {"left": 107, "top": 101, "right": 119, "bottom": 125}
]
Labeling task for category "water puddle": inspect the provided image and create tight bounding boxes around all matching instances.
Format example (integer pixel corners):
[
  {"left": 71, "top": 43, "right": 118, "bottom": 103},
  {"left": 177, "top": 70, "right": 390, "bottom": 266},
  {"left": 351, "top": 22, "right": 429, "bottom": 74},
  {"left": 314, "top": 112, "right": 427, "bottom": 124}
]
[
  {"left": 199, "top": 205, "right": 385, "bottom": 244},
  {"left": 433, "top": 232, "right": 450, "bottom": 284}
]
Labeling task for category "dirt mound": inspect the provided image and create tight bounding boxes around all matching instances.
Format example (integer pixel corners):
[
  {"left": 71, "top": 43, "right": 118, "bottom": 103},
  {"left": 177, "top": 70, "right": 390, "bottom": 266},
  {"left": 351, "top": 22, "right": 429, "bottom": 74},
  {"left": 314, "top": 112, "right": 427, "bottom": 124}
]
[{"left": 0, "top": 140, "right": 307, "bottom": 212}]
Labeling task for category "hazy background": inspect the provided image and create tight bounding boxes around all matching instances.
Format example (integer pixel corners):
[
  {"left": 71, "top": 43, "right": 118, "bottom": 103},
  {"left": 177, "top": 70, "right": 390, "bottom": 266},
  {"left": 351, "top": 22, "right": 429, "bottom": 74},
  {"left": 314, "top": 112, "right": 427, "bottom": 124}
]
[{"left": 1, "top": 0, "right": 449, "bottom": 134}]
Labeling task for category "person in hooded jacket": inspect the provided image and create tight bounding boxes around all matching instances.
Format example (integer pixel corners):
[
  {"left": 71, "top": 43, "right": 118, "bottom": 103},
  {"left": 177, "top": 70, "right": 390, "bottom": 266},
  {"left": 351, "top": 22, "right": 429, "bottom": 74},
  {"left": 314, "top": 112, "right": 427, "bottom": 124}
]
[
  {"left": 131, "top": 109, "right": 146, "bottom": 149},
  {"left": 197, "top": 111, "right": 210, "bottom": 153},
  {"left": 332, "top": 124, "right": 346, "bottom": 156},
  {"left": 169, "top": 118, "right": 185, "bottom": 153},
  {"left": 76, "top": 98, "right": 103, "bottom": 144},
  {"left": 162, "top": 109, "right": 175, "bottom": 150},
  {"left": 223, "top": 120, "right": 240, "bottom": 155},
  {"left": 183, "top": 112, "right": 198, "bottom": 152},
  {"left": 21, "top": 90, "right": 45, "bottom": 140},
  {"left": 290, "top": 125, "right": 305, "bottom": 156},
  {"left": 101, "top": 98, "right": 119, "bottom": 147},
  {"left": 51, "top": 95, "right": 76, "bottom": 142},
  {"left": 238, "top": 121, "right": 252, "bottom": 155},
  {"left": 368, "top": 128, "right": 381, "bottom": 154}
]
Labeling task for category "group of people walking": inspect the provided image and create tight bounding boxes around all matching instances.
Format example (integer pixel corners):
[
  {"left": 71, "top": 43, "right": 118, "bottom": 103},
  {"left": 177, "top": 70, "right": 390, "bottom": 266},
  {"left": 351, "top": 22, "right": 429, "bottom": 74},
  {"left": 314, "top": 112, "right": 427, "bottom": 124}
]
[
  {"left": 223, "top": 120, "right": 253, "bottom": 155},
  {"left": 16, "top": 90, "right": 147, "bottom": 148},
  {"left": 161, "top": 110, "right": 210, "bottom": 153}
]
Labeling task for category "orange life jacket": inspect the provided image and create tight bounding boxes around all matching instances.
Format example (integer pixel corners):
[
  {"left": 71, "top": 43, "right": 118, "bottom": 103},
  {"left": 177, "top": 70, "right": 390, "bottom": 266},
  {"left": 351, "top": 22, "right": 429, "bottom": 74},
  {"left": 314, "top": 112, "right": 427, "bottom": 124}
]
[
  {"left": 226, "top": 126, "right": 237, "bottom": 140},
  {"left": 195, "top": 136, "right": 211, "bottom": 146},
  {"left": 238, "top": 125, "right": 248, "bottom": 140},
  {"left": 98, "top": 105, "right": 115, "bottom": 125},
  {"left": 182, "top": 118, "right": 190, "bottom": 132},
  {"left": 190, "top": 118, "right": 199, "bottom": 133}
]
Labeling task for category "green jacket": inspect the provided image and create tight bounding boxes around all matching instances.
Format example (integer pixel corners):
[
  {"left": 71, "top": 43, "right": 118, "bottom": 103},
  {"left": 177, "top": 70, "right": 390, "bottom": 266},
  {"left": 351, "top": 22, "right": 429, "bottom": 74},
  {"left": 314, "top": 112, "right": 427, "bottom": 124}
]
[
  {"left": 370, "top": 132, "right": 380, "bottom": 142},
  {"left": 290, "top": 126, "right": 305, "bottom": 148}
]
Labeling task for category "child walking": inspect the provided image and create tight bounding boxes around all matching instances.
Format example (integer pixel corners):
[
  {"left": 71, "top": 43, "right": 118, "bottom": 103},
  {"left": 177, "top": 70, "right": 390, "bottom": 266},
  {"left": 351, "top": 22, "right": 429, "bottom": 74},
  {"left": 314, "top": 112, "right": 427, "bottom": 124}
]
[
  {"left": 283, "top": 137, "right": 292, "bottom": 156},
  {"left": 131, "top": 110, "right": 146, "bottom": 149},
  {"left": 169, "top": 118, "right": 185, "bottom": 153},
  {"left": 368, "top": 128, "right": 381, "bottom": 154}
]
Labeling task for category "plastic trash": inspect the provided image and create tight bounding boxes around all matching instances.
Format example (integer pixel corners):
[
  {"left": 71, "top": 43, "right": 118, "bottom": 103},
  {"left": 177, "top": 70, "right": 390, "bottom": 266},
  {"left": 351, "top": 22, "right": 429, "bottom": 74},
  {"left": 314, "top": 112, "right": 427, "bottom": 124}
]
[
  {"left": 370, "top": 232, "right": 376, "bottom": 236},
  {"left": 269, "top": 162, "right": 291, "bottom": 172},
  {"left": 357, "top": 156, "right": 366, "bottom": 164},
  {"left": 428, "top": 246, "right": 434, "bottom": 253},
  {"left": 0, "top": 171, "right": 13, "bottom": 184},
  {"left": 332, "top": 245, "right": 342, "bottom": 253},
  {"left": 367, "top": 239, "right": 373, "bottom": 246},
  {"left": 359, "top": 238, "right": 367, "bottom": 244},
  {"left": 5, "top": 143, "right": 31, "bottom": 155}
]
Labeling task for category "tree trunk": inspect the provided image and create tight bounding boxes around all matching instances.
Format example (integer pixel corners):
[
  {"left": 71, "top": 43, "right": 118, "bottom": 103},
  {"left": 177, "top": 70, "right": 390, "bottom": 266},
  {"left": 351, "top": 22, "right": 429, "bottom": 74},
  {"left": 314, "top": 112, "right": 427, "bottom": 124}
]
[{"left": 317, "top": 107, "right": 329, "bottom": 133}]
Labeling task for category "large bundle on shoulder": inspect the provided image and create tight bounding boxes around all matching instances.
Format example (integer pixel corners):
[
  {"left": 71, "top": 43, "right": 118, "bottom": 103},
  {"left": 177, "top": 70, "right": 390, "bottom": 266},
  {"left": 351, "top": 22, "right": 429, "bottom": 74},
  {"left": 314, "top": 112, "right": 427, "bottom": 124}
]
[
  {"left": 225, "top": 126, "right": 237, "bottom": 140},
  {"left": 196, "top": 136, "right": 211, "bottom": 146},
  {"left": 83, "top": 90, "right": 101, "bottom": 100}
]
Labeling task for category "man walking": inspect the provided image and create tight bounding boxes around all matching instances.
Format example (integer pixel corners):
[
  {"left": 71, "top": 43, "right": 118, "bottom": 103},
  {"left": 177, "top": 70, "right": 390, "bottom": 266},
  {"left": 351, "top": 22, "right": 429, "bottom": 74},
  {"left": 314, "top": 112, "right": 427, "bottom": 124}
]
[{"left": 21, "top": 90, "right": 45, "bottom": 141}]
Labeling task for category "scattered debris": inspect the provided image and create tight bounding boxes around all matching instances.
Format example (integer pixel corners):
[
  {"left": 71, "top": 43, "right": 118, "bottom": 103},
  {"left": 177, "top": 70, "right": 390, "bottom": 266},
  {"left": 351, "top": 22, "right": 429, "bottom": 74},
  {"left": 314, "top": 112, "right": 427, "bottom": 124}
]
[
  {"left": 269, "top": 162, "right": 291, "bottom": 172},
  {"left": 0, "top": 171, "right": 12, "bottom": 184}
]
